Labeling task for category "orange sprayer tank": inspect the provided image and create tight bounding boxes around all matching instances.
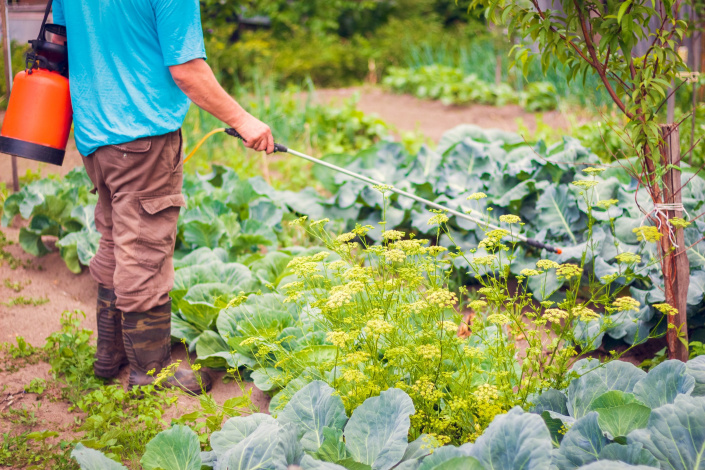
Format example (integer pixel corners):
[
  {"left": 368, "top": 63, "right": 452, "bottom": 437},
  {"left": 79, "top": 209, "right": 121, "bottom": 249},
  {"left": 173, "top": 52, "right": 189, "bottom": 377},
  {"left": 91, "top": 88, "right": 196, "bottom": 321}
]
[
  {"left": 0, "top": 69, "right": 72, "bottom": 165},
  {"left": 0, "top": 8, "right": 71, "bottom": 166}
]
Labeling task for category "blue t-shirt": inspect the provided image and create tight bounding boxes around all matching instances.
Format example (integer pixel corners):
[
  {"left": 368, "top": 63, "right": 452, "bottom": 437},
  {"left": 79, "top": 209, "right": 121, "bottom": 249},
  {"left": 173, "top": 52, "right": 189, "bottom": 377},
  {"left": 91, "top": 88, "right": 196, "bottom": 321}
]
[{"left": 52, "top": 0, "right": 206, "bottom": 156}]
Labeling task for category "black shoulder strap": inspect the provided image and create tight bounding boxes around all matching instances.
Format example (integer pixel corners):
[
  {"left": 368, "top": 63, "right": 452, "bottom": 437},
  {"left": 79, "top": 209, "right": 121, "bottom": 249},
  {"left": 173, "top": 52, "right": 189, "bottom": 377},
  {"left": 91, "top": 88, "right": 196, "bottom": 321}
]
[{"left": 37, "top": 0, "right": 53, "bottom": 41}]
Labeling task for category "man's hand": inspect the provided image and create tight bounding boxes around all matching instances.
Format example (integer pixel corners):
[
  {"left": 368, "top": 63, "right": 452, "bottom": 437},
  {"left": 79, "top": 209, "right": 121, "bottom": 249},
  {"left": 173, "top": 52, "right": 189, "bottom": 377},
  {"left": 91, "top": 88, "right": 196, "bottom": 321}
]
[
  {"left": 170, "top": 59, "right": 275, "bottom": 154},
  {"left": 232, "top": 113, "right": 274, "bottom": 153}
]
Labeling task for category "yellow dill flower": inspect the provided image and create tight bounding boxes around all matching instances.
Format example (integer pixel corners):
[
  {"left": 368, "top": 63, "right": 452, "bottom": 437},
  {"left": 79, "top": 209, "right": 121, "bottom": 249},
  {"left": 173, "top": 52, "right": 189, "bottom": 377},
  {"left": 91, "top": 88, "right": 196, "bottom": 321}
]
[
  {"left": 385, "top": 346, "right": 410, "bottom": 359},
  {"left": 326, "top": 331, "right": 352, "bottom": 348},
  {"left": 557, "top": 263, "right": 583, "bottom": 280},
  {"left": 341, "top": 369, "right": 366, "bottom": 382},
  {"left": 337, "top": 242, "right": 360, "bottom": 254},
  {"left": 467, "top": 192, "right": 488, "bottom": 201},
  {"left": 382, "top": 230, "right": 405, "bottom": 241},
  {"left": 633, "top": 226, "right": 662, "bottom": 242},
  {"left": 612, "top": 296, "right": 640, "bottom": 312},
  {"left": 425, "top": 289, "right": 458, "bottom": 308},
  {"left": 596, "top": 199, "right": 619, "bottom": 210},
  {"left": 669, "top": 217, "right": 690, "bottom": 229},
  {"left": 474, "top": 384, "right": 499, "bottom": 402},
  {"left": 310, "top": 218, "right": 330, "bottom": 227},
  {"left": 536, "top": 259, "right": 560, "bottom": 270},
  {"left": 572, "top": 180, "right": 599, "bottom": 189},
  {"left": 463, "top": 346, "right": 484, "bottom": 359},
  {"left": 407, "top": 300, "right": 429, "bottom": 314},
  {"left": 343, "top": 351, "right": 370, "bottom": 365},
  {"left": 653, "top": 303, "right": 678, "bottom": 316},
  {"left": 312, "top": 251, "right": 331, "bottom": 262},
  {"left": 428, "top": 246, "right": 448, "bottom": 256},
  {"left": 290, "top": 216, "right": 308, "bottom": 226},
  {"left": 352, "top": 224, "right": 374, "bottom": 236},
  {"left": 417, "top": 344, "right": 441, "bottom": 360},
  {"left": 373, "top": 184, "right": 394, "bottom": 192},
  {"left": 572, "top": 304, "right": 600, "bottom": 322},
  {"left": 615, "top": 252, "right": 641, "bottom": 264},
  {"left": 365, "top": 319, "right": 395, "bottom": 335},
  {"left": 385, "top": 248, "right": 407, "bottom": 263},
  {"left": 468, "top": 300, "right": 487, "bottom": 311},
  {"left": 287, "top": 258, "right": 319, "bottom": 275},
  {"left": 428, "top": 213, "right": 450, "bottom": 226},
  {"left": 487, "top": 313, "right": 510, "bottom": 325},
  {"left": 499, "top": 214, "right": 522, "bottom": 224},
  {"left": 393, "top": 239, "right": 429, "bottom": 256},
  {"left": 326, "top": 286, "right": 353, "bottom": 308},
  {"left": 486, "top": 228, "right": 510, "bottom": 240},
  {"left": 336, "top": 232, "right": 356, "bottom": 243},
  {"left": 520, "top": 269, "right": 542, "bottom": 277},
  {"left": 436, "top": 321, "right": 458, "bottom": 333},
  {"left": 473, "top": 255, "right": 497, "bottom": 266},
  {"left": 582, "top": 167, "right": 606, "bottom": 175},
  {"left": 327, "top": 260, "right": 348, "bottom": 271},
  {"left": 544, "top": 308, "right": 569, "bottom": 322}
]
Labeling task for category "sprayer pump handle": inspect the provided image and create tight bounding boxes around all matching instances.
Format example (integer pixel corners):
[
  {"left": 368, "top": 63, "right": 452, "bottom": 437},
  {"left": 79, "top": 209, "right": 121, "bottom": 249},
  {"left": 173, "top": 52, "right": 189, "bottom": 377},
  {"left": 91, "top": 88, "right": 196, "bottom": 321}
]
[{"left": 224, "top": 128, "right": 287, "bottom": 153}]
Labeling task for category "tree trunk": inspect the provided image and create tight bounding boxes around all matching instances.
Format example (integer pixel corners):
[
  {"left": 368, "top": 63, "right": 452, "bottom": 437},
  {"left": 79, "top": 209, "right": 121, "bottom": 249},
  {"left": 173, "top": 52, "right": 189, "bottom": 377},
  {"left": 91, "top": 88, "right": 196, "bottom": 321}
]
[{"left": 659, "top": 123, "right": 689, "bottom": 362}]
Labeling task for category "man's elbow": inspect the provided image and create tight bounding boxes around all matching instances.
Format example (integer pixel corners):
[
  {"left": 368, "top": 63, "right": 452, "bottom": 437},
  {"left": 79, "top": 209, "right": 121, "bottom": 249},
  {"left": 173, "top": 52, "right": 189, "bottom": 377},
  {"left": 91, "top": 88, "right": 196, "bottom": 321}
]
[{"left": 169, "top": 59, "right": 206, "bottom": 92}]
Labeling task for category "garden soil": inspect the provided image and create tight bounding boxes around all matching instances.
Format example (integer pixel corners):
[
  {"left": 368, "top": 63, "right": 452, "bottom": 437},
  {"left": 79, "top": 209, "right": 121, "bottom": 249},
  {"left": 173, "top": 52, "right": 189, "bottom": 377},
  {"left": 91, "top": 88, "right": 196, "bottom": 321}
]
[{"left": 0, "top": 225, "right": 270, "bottom": 467}]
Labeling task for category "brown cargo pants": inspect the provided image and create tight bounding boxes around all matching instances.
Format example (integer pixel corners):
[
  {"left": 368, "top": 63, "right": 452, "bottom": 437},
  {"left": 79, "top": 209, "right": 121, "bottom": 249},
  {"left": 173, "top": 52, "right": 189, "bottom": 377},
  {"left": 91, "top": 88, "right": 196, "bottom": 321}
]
[{"left": 82, "top": 129, "right": 185, "bottom": 313}]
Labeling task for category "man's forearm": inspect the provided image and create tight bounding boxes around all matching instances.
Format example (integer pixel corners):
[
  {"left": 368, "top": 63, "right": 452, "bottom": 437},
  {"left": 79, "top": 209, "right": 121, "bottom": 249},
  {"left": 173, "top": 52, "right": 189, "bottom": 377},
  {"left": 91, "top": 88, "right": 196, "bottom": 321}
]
[
  {"left": 169, "top": 59, "right": 274, "bottom": 153},
  {"left": 170, "top": 59, "right": 247, "bottom": 128}
]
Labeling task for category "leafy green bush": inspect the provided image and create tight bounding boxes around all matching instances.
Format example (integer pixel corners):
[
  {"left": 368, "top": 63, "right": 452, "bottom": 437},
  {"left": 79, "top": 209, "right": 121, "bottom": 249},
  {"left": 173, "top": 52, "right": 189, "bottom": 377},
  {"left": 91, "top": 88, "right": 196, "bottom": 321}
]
[
  {"left": 383, "top": 64, "right": 518, "bottom": 106},
  {"left": 1, "top": 168, "right": 98, "bottom": 273},
  {"left": 383, "top": 64, "right": 558, "bottom": 111},
  {"left": 402, "top": 34, "right": 613, "bottom": 108}
]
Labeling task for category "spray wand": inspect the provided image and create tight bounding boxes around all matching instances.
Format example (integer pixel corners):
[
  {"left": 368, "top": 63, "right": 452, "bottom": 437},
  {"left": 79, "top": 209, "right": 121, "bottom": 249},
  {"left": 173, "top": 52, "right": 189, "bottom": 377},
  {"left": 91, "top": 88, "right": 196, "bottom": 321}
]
[{"left": 184, "top": 128, "right": 563, "bottom": 254}]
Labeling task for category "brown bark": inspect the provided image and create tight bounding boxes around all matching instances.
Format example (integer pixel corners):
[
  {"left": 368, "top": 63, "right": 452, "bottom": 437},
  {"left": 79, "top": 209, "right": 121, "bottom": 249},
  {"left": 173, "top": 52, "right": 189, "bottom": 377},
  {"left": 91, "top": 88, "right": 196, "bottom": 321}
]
[{"left": 659, "top": 124, "right": 689, "bottom": 362}]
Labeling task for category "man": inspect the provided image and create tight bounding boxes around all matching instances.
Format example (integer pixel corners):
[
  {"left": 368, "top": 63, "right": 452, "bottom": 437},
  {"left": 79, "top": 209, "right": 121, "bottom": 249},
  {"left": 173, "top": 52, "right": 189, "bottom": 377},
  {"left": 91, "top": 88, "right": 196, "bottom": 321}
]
[{"left": 52, "top": 0, "right": 274, "bottom": 394}]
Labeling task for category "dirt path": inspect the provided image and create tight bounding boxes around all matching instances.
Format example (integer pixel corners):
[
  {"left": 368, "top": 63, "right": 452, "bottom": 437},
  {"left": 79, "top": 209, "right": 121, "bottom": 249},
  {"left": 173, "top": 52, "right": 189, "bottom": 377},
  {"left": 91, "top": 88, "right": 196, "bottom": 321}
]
[{"left": 315, "top": 86, "right": 576, "bottom": 142}]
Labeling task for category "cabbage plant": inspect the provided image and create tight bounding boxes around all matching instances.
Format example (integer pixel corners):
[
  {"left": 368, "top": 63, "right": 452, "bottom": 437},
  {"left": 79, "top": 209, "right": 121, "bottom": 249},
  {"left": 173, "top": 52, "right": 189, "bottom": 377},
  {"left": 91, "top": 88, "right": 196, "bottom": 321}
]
[{"left": 71, "top": 370, "right": 705, "bottom": 470}]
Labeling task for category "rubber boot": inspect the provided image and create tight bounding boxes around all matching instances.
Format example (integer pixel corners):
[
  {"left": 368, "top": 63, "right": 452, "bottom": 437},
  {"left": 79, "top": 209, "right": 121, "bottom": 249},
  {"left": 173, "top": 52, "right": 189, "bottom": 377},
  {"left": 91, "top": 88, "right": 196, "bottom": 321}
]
[
  {"left": 93, "top": 284, "right": 129, "bottom": 378},
  {"left": 121, "top": 300, "right": 212, "bottom": 394}
]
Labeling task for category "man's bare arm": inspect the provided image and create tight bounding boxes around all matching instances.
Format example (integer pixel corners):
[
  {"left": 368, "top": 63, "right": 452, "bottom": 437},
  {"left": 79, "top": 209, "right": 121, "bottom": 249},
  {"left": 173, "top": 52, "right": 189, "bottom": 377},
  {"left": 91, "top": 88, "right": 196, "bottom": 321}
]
[{"left": 169, "top": 58, "right": 274, "bottom": 153}]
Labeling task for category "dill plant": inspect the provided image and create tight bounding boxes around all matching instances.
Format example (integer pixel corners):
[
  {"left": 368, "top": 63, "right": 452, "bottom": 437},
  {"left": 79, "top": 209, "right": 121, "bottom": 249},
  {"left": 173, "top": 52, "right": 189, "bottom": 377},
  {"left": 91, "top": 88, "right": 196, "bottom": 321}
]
[{"left": 252, "top": 178, "right": 664, "bottom": 445}]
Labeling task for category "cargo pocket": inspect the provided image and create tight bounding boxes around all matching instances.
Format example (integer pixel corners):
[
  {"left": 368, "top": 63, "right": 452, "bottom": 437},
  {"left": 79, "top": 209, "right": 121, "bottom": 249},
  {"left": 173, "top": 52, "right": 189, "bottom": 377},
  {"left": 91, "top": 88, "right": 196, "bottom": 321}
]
[
  {"left": 136, "top": 193, "right": 186, "bottom": 269},
  {"left": 110, "top": 137, "right": 152, "bottom": 154}
]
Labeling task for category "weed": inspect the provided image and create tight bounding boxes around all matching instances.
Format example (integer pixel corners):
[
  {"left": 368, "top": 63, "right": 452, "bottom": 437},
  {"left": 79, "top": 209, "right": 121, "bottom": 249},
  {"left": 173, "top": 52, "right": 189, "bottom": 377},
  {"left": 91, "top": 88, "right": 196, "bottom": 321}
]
[
  {"left": 74, "top": 383, "right": 177, "bottom": 466},
  {"left": 0, "top": 430, "right": 77, "bottom": 469},
  {"left": 4, "top": 277, "right": 29, "bottom": 292},
  {"left": 2, "top": 295, "right": 49, "bottom": 306},
  {"left": 0, "top": 336, "right": 43, "bottom": 372},
  {"left": 24, "top": 378, "right": 48, "bottom": 395},
  {"left": 18, "top": 168, "right": 42, "bottom": 185},
  {"left": 1, "top": 404, "right": 39, "bottom": 427},
  {"left": 0, "top": 229, "right": 24, "bottom": 270},
  {"left": 4, "top": 336, "right": 37, "bottom": 359},
  {"left": 171, "top": 344, "right": 257, "bottom": 446},
  {"left": 43, "top": 310, "right": 103, "bottom": 403}
]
